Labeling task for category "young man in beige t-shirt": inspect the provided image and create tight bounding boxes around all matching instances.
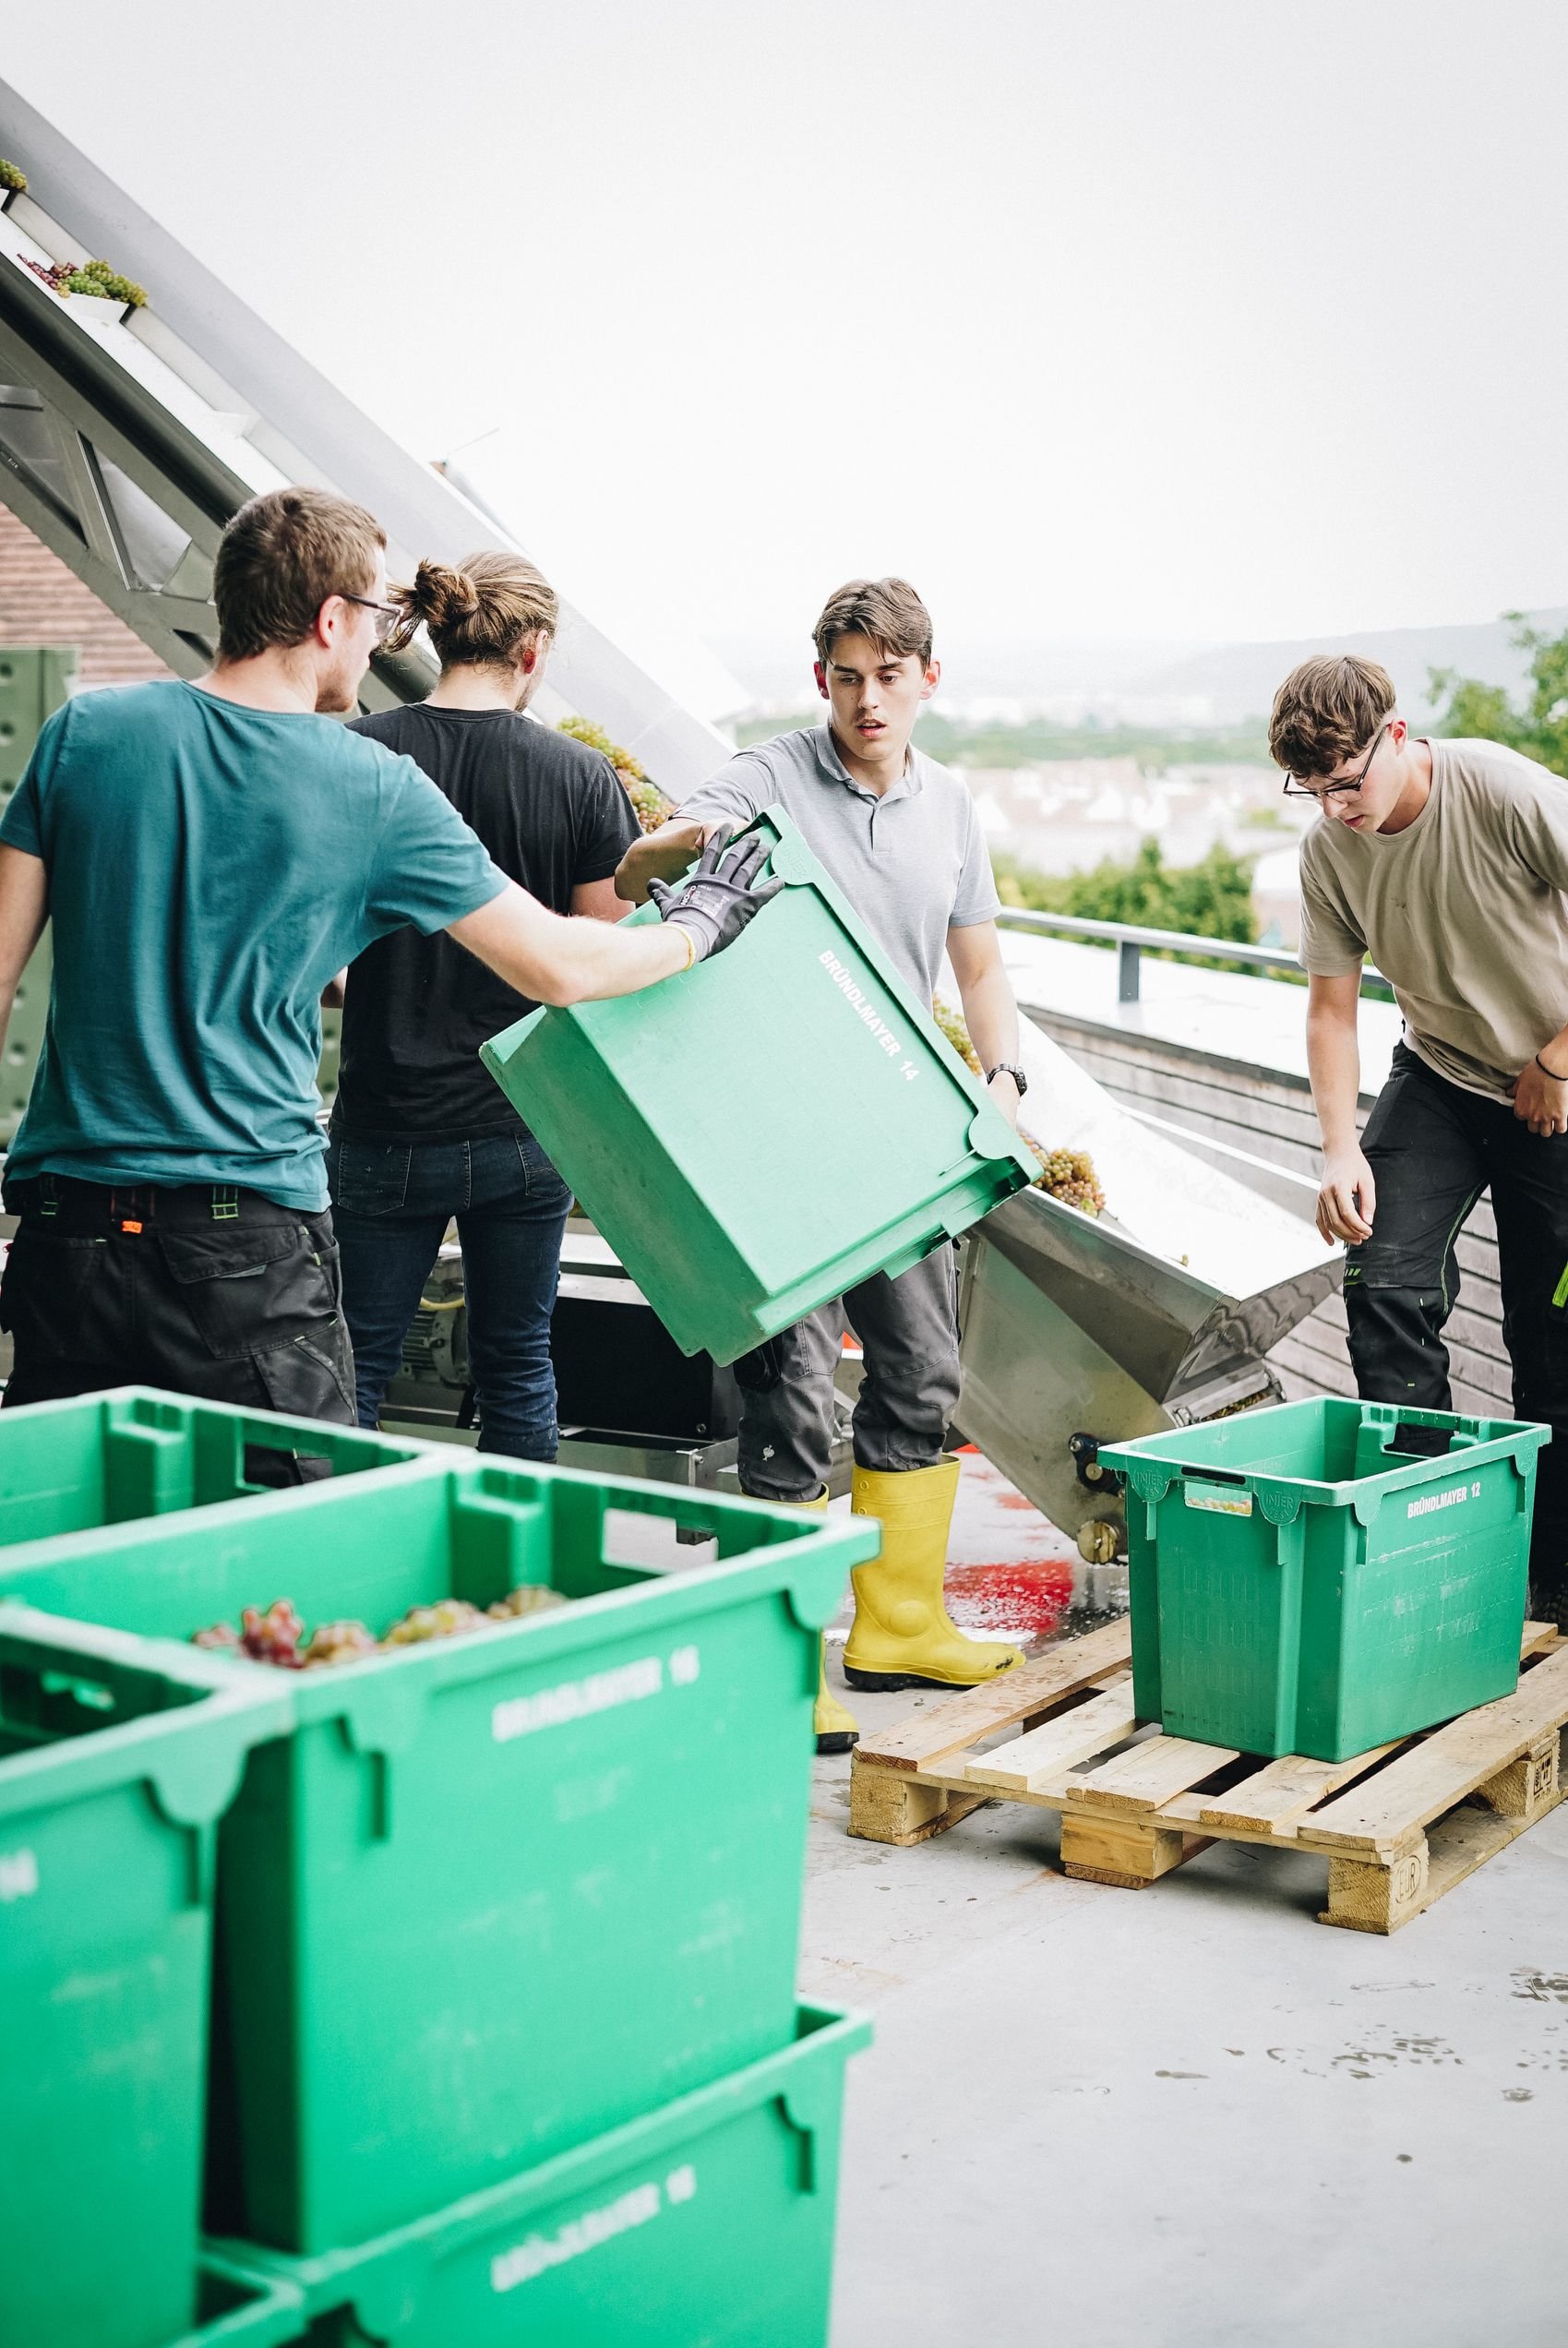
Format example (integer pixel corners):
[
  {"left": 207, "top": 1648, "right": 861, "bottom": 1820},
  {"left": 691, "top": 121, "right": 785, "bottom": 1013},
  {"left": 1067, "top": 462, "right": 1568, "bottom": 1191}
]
[{"left": 1274, "top": 653, "right": 1568, "bottom": 1623}]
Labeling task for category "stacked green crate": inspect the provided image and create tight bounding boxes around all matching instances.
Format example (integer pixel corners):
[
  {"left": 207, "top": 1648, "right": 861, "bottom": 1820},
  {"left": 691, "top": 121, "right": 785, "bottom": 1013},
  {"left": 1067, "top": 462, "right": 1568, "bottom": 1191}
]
[
  {"left": 0, "top": 646, "right": 76, "bottom": 1144},
  {"left": 0, "top": 1444, "right": 877, "bottom": 2257},
  {"left": 0, "top": 1607, "right": 289, "bottom": 2348}
]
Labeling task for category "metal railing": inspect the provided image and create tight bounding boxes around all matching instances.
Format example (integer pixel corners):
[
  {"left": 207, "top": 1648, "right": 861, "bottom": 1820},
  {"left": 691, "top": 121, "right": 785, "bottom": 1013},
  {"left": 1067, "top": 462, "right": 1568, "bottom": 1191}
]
[{"left": 993, "top": 905, "right": 1389, "bottom": 1004}]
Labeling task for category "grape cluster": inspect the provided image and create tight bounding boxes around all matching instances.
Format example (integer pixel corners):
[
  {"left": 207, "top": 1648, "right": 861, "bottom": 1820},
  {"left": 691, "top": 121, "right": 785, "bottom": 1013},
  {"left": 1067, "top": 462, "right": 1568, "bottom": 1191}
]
[
  {"left": 932, "top": 997, "right": 982, "bottom": 1075},
  {"left": 191, "top": 1583, "right": 568, "bottom": 1671},
  {"left": 1026, "top": 1142, "right": 1107, "bottom": 1218}
]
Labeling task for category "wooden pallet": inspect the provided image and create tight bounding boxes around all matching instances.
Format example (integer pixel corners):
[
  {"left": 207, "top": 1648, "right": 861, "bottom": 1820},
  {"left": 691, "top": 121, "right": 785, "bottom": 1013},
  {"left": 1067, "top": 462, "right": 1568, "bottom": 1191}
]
[{"left": 848, "top": 1619, "right": 1568, "bottom": 1933}]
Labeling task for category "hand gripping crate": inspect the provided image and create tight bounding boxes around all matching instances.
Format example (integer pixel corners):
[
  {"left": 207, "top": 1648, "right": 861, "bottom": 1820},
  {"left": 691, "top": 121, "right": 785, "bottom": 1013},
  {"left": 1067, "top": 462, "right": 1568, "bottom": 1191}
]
[
  {"left": 480, "top": 807, "right": 1037, "bottom": 1364},
  {"left": 0, "top": 1609, "right": 289, "bottom": 2348},
  {"left": 1101, "top": 1399, "right": 1550, "bottom": 1760},
  {"left": 0, "top": 1460, "right": 878, "bottom": 2255},
  {"left": 219, "top": 2004, "right": 870, "bottom": 2348}
]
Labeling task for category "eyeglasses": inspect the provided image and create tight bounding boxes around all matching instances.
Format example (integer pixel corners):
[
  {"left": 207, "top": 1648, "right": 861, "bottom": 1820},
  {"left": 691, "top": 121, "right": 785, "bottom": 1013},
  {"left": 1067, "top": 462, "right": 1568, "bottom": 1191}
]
[
  {"left": 339, "top": 592, "right": 401, "bottom": 645},
  {"left": 1283, "top": 723, "right": 1389, "bottom": 801}
]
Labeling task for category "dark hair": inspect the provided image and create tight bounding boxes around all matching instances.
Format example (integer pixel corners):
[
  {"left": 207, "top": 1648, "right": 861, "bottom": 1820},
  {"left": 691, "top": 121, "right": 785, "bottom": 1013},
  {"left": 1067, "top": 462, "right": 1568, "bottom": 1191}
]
[
  {"left": 1269, "top": 655, "right": 1396, "bottom": 778},
  {"left": 387, "top": 551, "right": 558, "bottom": 669},
  {"left": 214, "top": 487, "right": 386, "bottom": 663},
  {"left": 812, "top": 577, "right": 934, "bottom": 668}
]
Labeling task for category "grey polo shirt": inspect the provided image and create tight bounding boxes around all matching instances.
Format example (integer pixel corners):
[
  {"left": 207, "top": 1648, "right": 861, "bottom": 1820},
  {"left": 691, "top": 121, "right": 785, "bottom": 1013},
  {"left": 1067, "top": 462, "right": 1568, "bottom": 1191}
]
[{"left": 680, "top": 725, "right": 1000, "bottom": 1004}]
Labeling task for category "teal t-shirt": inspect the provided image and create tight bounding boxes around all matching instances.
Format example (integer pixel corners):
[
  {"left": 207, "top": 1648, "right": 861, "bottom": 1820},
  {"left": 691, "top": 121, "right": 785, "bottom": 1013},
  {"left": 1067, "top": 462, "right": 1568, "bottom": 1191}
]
[{"left": 1, "top": 679, "right": 507, "bottom": 1208}]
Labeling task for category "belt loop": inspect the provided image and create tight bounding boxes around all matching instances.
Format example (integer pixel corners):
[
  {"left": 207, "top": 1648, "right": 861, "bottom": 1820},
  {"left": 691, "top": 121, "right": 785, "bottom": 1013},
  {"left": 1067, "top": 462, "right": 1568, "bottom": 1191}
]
[
  {"left": 211, "top": 1185, "right": 239, "bottom": 1223},
  {"left": 39, "top": 1174, "right": 59, "bottom": 1220}
]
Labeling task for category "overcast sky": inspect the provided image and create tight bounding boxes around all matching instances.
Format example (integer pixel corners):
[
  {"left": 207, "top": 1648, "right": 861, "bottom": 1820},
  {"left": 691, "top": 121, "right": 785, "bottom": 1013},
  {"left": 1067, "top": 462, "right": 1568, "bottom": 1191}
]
[{"left": 9, "top": 1, "right": 1568, "bottom": 661}]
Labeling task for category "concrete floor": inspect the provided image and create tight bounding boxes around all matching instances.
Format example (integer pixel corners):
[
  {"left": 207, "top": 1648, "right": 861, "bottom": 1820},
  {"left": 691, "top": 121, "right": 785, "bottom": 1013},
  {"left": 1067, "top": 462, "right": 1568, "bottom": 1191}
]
[{"left": 806, "top": 1458, "right": 1568, "bottom": 2348}]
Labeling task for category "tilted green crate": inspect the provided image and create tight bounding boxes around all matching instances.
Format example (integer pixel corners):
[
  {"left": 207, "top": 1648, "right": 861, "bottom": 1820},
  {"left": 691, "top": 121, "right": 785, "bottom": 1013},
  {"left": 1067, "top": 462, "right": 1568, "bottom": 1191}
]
[
  {"left": 480, "top": 808, "right": 1036, "bottom": 1365},
  {"left": 1102, "top": 1399, "right": 1550, "bottom": 1761},
  {"left": 220, "top": 2003, "right": 870, "bottom": 2348},
  {"left": 0, "top": 1610, "right": 289, "bottom": 2348},
  {"left": 0, "top": 1459, "right": 877, "bottom": 2256}
]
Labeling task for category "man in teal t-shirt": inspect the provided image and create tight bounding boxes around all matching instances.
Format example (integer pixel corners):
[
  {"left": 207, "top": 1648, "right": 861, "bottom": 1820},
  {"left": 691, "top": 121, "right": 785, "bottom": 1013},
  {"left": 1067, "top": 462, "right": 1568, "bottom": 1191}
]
[{"left": 0, "top": 487, "right": 774, "bottom": 1425}]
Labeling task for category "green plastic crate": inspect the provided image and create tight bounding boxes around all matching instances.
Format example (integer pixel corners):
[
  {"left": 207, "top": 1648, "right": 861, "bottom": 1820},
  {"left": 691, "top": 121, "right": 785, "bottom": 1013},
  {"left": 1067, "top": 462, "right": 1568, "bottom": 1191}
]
[
  {"left": 221, "top": 2003, "right": 870, "bottom": 2348},
  {"left": 480, "top": 808, "right": 1037, "bottom": 1364},
  {"left": 0, "top": 1388, "right": 436, "bottom": 1547},
  {"left": 0, "top": 1459, "right": 878, "bottom": 2256},
  {"left": 1102, "top": 1399, "right": 1550, "bottom": 1761},
  {"left": 0, "top": 1609, "right": 290, "bottom": 2348}
]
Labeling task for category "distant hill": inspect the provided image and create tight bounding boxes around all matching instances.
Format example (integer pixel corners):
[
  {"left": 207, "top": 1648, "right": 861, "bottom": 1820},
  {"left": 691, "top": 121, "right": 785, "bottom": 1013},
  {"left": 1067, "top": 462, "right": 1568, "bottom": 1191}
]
[{"left": 1131, "top": 609, "right": 1568, "bottom": 725}]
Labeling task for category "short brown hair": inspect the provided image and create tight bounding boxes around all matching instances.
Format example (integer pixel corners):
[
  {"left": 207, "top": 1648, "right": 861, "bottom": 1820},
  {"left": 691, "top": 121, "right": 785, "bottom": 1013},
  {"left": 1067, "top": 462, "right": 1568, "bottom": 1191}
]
[
  {"left": 1268, "top": 654, "right": 1396, "bottom": 779},
  {"left": 214, "top": 487, "right": 385, "bottom": 663},
  {"left": 812, "top": 577, "right": 933, "bottom": 668},
  {"left": 388, "top": 551, "right": 558, "bottom": 669}
]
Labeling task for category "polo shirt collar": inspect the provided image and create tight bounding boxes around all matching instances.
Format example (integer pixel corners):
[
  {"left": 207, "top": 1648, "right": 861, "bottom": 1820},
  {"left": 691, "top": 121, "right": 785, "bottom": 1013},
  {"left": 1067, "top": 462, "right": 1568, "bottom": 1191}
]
[{"left": 811, "top": 723, "right": 922, "bottom": 804}]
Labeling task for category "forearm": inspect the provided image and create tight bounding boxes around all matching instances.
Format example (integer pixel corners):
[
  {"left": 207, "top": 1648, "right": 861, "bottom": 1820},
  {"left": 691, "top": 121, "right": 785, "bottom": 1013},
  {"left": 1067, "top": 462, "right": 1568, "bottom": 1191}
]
[
  {"left": 450, "top": 884, "right": 693, "bottom": 1006},
  {"left": 957, "top": 962, "right": 1021, "bottom": 1077},
  {"left": 616, "top": 819, "right": 706, "bottom": 904},
  {"left": 1306, "top": 1011, "right": 1362, "bottom": 1156}
]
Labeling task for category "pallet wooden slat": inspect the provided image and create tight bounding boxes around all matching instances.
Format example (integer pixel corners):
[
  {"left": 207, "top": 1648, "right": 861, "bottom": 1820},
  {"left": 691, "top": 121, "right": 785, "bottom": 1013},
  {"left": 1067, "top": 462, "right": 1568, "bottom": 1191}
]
[
  {"left": 853, "top": 1617, "right": 1131, "bottom": 1773},
  {"left": 1197, "top": 1743, "right": 1400, "bottom": 1834},
  {"left": 964, "top": 1687, "right": 1140, "bottom": 1793},
  {"left": 1067, "top": 1735, "right": 1239, "bottom": 1813},
  {"left": 1299, "top": 1646, "right": 1568, "bottom": 1857}
]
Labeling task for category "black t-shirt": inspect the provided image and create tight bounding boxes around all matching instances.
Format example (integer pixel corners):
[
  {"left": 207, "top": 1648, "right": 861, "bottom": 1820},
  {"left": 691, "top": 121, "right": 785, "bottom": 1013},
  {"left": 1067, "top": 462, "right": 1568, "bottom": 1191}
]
[{"left": 331, "top": 705, "right": 640, "bottom": 1141}]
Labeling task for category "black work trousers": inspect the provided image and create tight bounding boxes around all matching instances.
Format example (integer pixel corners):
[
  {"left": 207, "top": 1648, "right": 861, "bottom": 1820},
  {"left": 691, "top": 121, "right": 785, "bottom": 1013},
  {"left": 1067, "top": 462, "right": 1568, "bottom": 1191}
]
[
  {"left": 1346, "top": 1044, "right": 1568, "bottom": 1602},
  {"left": 0, "top": 1175, "right": 357, "bottom": 1429}
]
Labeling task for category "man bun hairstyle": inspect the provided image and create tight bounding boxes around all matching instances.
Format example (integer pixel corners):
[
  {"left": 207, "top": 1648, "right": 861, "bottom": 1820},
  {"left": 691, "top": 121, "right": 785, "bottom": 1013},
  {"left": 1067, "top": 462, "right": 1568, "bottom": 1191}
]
[
  {"left": 388, "top": 551, "right": 559, "bottom": 669},
  {"left": 812, "top": 577, "right": 934, "bottom": 669},
  {"left": 214, "top": 487, "right": 386, "bottom": 663},
  {"left": 1269, "top": 654, "right": 1396, "bottom": 779}
]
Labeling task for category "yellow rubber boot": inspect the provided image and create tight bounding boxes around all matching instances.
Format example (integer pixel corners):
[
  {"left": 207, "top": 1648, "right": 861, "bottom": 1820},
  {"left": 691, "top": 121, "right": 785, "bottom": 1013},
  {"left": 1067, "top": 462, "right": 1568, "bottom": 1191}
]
[
  {"left": 743, "top": 1485, "right": 860, "bottom": 1755},
  {"left": 844, "top": 1458, "right": 1023, "bottom": 1693}
]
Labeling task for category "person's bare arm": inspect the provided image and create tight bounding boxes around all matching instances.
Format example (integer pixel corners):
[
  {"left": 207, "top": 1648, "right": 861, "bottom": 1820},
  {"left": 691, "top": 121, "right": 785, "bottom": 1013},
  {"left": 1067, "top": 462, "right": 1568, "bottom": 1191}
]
[
  {"left": 1306, "top": 970, "right": 1372, "bottom": 1244},
  {"left": 0, "top": 845, "right": 48, "bottom": 1043},
  {"left": 320, "top": 968, "right": 347, "bottom": 1009},
  {"left": 947, "top": 920, "right": 1023, "bottom": 1128},
  {"left": 569, "top": 876, "right": 631, "bottom": 923},
  {"left": 449, "top": 882, "right": 691, "bottom": 1004},
  {"left": 616, "top": 818, "right": 714, "bottom": 904}
]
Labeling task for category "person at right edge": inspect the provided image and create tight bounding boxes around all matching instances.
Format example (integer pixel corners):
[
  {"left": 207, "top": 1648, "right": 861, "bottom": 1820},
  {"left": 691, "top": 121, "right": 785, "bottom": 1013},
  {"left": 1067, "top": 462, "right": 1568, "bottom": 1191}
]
[
  {"left": 618, "top": 578, "right": 1029, "bottom": 1753},
  {"left": 1275, "top": 653, "right": 1568, "bottom": 1631}
]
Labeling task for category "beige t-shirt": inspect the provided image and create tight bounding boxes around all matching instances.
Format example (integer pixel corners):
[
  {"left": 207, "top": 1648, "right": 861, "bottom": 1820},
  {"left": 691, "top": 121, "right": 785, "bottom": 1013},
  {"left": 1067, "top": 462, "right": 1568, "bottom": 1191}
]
[{"left": 1299, "top": 737, "right": 1568, "bottom": 1101}]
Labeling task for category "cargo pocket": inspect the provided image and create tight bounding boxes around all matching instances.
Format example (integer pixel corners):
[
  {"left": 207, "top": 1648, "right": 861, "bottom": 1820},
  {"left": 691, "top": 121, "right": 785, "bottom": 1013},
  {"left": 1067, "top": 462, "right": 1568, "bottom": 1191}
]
[
  {"left": 0, "top": 1228, "right": 109, "bottom": 1343},
  {"left": 158, "top": 1225, "right": 336, "bottom": 1360},
  {"left": 251, "top": 1327, "right": 357, "bottom": 1425}
]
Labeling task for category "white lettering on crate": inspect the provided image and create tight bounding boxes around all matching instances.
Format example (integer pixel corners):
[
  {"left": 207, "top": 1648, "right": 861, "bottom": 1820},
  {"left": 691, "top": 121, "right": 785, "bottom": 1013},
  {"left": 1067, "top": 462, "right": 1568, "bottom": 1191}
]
[
  {"left": 491, "top": 1647, "right": 701, "bottom": 1744},
  {"left": 490, "top": 2164, "right": 698, "bottom": 2294},
  {"left": 818, "top": 951, "right": 904, "bottom": 1063},
  {"left": 1406, "top": 1480, "right": 1482, "bottom": 1522},
  {"left": 0, "top": 1848, "right": 39, "bottom": 1902}
]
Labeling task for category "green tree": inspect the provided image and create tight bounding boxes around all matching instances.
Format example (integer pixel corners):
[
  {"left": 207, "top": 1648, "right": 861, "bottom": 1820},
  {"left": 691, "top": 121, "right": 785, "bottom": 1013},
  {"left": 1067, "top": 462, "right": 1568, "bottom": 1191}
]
[
  {"left": 1430, "top": 616, "right": 1568, "bottom": 779},
  {"left": 995, "top": 834, "right": 1259, "bottom": 951}
]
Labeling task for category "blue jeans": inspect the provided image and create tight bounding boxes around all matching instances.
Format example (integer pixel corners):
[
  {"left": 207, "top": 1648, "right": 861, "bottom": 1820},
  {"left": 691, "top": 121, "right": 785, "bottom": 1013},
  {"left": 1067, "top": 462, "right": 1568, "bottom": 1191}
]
[{"left": 325, "top": 1132, "right": 572, "bottom": 1462}]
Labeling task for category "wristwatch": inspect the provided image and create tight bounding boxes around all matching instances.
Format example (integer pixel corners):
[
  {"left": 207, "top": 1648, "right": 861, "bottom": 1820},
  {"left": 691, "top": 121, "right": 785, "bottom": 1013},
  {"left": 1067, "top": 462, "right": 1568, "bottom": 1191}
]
[{"left": 986, "top": 1062, "right": 1028, "bottom": 1098}]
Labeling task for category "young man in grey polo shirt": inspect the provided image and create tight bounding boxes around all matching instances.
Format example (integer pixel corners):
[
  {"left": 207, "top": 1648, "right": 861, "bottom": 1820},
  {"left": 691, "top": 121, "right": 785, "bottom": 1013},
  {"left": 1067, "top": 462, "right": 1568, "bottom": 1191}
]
[{"left": 620, "top": 578, "right": 1028, "bottom": 1749}]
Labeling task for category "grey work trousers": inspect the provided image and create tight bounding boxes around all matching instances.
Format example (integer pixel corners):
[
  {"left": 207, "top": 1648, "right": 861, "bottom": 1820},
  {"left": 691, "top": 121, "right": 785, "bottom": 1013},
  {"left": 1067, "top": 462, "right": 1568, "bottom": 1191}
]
[{"left": 735, "top": 1244, "right": 962, "bottom": 1503}]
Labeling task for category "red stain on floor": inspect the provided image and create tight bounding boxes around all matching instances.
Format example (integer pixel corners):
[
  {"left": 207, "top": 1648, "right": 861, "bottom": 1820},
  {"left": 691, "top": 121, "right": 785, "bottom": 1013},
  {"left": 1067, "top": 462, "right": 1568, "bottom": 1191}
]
[{"left": 943, "top": 1559, "right": 1074, "bottom": 1639}]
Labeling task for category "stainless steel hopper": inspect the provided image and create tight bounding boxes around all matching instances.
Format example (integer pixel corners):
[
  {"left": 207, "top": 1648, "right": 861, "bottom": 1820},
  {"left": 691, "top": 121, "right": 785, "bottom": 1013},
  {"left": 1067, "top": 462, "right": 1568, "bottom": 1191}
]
[{"left": 953, "top": 1016, "right": 1341, "bottom": 1561}]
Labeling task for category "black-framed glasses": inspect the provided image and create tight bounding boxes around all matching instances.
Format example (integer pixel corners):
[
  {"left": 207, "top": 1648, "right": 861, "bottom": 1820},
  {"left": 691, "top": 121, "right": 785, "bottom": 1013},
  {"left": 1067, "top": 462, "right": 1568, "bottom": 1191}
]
[
  {"left": 339, "top": 592, "right": 401, "bottom": 644},
  {"left": 1283, "top": 722, "right": 1389, "bottom": 801}
]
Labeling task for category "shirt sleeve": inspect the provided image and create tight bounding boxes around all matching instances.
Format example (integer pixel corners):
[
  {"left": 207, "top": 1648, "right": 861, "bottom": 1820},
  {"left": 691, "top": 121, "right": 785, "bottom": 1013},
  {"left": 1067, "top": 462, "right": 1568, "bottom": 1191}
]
[
  {"left": 949, "top": 790, "right": 1003, "bottom": 928},
  {"left": 574, "top": 754, "right": 642, "bottom": 884},
  {"left": 1509, "top": 772, "right": 1568, "bottom": 892},
  {"left": 1297, "top": 842, "right": 1367, "bottom": 975},
  {"left": 0, "top": 702, "right": 70, "bottom": 859},
  {"left": 676, "top": 749, "right": 774, "bottom": 831},
  {"left": 364, "top": 756, "right": 509, "bottom": 936}
]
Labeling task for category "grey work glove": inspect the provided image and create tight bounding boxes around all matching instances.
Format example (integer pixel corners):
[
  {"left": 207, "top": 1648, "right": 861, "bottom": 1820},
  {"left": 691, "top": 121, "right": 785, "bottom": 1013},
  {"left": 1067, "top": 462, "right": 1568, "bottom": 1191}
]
[{"left": 648, "top": 826, "right": 785, "bottom": 962}]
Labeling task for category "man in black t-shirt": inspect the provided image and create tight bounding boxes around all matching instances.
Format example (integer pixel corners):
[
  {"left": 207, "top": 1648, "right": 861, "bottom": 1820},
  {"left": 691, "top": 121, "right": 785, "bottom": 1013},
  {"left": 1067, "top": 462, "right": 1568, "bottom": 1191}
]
[{"left": 327, "top": 552, "right": 640, "bottom": 1459}]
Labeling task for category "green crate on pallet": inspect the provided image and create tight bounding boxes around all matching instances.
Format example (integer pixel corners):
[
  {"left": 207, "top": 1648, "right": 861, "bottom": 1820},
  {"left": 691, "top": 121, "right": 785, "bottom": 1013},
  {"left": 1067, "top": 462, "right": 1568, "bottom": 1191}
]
[
  {"left": 0, "top": 1610, "right": 289, "bottom": 2348},
  {"left": 480, "top": 807, "right": 1036, "bottom": 1365},
  {"left": 0, "top": 1388, "right": 437, "bottom": 1548},
  {"left": 221, "top": 2003, "right": 870, "bottom": 2348},
  {"left": 0, "top": 1458, "right": 878, "bottom": 2255},
  {"left": 1102, "top": 1398, "right": 1550, "bottom": 1762},
  {"left": 0, "top": 646, "right": 76, "bottom": 1144}
]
